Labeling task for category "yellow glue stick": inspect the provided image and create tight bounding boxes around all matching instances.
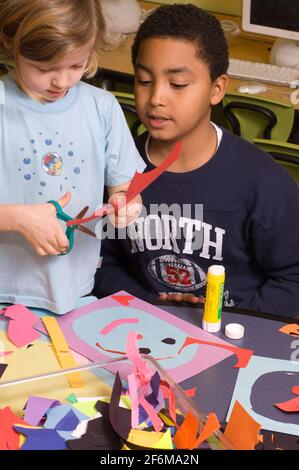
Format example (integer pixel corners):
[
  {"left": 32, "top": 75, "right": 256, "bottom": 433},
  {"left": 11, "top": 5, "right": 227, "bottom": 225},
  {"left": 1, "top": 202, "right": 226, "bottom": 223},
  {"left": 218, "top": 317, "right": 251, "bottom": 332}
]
[{"left": 202, "top": 265, "right": 225, "bottom": 333}]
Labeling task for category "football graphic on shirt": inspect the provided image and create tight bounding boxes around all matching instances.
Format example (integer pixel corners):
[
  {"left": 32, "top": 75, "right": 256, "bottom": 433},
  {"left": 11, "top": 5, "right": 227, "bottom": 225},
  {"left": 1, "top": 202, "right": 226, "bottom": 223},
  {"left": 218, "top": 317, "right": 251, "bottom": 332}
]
[{"left": 148, "top": 255, "right": 206, "bottom": 292}]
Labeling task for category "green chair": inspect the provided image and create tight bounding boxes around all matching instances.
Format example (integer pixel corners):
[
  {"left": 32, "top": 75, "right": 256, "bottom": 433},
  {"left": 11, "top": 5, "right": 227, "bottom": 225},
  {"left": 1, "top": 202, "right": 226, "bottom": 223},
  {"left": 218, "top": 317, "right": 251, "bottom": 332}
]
[
  {"left": 112, "top": 91, "right": 145, "bottom": 138},
  {"left": 253, "top": 138, "right": 299, "bottom": 185},
  {"left": 222, "top": 92, "right": 295, "bottom": 143}
]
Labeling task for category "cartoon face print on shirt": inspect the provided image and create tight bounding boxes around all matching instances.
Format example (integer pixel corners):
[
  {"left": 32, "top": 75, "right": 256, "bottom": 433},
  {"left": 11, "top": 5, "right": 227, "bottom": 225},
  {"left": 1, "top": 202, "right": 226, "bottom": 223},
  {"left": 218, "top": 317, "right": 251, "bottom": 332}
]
[{"left": 18, "top": 133, "right": 85, "bottom": 196}]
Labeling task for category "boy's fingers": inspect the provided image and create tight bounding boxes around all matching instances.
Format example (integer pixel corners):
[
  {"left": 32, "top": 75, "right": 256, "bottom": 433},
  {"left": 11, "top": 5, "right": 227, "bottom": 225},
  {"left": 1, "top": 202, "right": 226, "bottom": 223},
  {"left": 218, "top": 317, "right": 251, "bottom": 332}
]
[{"left": 159, "top": 293, "right": 168, "bottom": 301}]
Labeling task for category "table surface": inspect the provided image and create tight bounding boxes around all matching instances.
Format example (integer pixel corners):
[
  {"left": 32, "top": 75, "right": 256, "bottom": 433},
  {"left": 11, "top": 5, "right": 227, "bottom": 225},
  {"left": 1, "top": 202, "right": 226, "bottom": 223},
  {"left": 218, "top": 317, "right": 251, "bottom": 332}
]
[
  {"left": 160, "top": 302, "right": 299, "bottom": 449},
  {"left": 1, "top": 298, "right": 298, "bottom": 450}
]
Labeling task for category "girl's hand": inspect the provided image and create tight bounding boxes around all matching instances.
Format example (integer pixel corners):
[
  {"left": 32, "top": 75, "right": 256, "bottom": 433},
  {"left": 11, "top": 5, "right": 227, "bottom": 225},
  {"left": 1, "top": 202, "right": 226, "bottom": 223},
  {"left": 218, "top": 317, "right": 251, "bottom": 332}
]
[
  {"left": 159, "top": 292, "right": 205, "bottom": 304},
  {"left": 108, "top": 192, "right": 142, "bottom": 228},
  {"left": 17, "top": 192, "right": 72, "bottom": 256}
]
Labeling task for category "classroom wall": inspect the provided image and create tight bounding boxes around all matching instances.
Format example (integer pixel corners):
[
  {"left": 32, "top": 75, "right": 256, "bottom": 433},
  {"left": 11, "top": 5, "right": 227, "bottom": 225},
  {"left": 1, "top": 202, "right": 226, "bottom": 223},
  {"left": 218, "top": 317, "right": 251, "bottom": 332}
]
[{"left": 143, "top": 0, "right": 242, "bottom": 17}]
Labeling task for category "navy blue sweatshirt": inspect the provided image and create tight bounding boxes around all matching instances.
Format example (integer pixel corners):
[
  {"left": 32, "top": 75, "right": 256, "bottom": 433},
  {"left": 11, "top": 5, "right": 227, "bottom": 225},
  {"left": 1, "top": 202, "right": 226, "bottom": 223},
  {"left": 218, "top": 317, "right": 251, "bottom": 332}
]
[{"left": 94, "top": 129, "right": 299, "bottom": 317}]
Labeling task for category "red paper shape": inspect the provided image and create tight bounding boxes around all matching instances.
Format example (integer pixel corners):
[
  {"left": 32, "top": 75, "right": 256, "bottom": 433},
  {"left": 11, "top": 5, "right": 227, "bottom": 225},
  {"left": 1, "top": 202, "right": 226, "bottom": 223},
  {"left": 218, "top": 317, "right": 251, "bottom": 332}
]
[
  {"left": 0, "top": 407, "right": 29, "bottom": 450},
  {"left": 112, "top": 295, "right": 135, "bottom": 306},
  {"left": 178, "top": 336, "right": 253, "bottom": 368},
  {"left": 125, "top": 141, "right": 183, "bottom": 204},
  {"left": 68, "top": 141, "right": 183, "bottom": 227},
  {"left": 275, "top": 396, "right": 299, "bottom": 413}
]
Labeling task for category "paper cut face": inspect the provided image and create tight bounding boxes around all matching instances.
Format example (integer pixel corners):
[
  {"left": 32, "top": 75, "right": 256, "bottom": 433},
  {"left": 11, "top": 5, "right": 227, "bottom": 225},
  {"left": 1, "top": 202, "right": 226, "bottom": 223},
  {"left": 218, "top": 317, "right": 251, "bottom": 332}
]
[
  {"left": 73, "top": 306, "right": 198, "bottom": 370},
  {"left": 54, "top": 294, "right": 233, "bottom": 383},
  {"left": 227, "top": 355, "right": 299, "bottom": 436},
  {"left": 250, "top": 371, "right": 299, "bottom": 425}
]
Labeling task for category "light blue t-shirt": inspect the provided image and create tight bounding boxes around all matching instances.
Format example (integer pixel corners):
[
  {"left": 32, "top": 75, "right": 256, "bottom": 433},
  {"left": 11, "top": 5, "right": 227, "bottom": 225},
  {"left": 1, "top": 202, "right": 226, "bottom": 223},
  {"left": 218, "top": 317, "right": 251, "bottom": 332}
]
[{"left": 0, "top": 76, "right": 145, "bottom": 314}]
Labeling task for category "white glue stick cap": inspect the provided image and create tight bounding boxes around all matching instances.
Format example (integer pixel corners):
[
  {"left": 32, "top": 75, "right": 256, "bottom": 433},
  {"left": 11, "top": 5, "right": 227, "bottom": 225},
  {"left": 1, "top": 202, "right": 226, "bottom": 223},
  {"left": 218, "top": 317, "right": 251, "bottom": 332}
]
[
  {"left": 209, "top": 265, "right": 225, "bottom": 276},
  {"left": 225, "top": 323, "right": 244, "bottom": 339},
  {"left": 202, "top": 319, "right": 221, "bottom": 333}
]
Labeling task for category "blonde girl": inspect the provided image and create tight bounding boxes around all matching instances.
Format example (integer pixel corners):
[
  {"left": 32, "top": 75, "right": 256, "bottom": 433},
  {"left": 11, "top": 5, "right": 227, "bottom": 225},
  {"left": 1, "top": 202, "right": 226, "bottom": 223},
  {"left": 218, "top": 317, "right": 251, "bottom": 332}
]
[{"left": 0, "top": 0, "right": 145, "bottom": 314}]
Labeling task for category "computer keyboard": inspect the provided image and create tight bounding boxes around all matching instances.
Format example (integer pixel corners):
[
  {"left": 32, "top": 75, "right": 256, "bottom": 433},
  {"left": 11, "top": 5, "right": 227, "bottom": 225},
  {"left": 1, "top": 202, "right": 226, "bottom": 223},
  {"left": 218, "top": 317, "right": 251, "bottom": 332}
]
[{"left": 227, "top": 58, "right": 299, "bottom": 88}]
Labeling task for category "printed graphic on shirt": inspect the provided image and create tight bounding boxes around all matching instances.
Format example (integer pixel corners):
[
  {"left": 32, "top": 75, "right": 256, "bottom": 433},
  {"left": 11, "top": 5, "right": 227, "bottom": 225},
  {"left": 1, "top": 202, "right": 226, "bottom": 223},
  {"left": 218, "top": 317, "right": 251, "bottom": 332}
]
[
  {"left": 223, "top": 289, "right": 235, "bottom": 307},
  {"left": 148, "top": 255, "right": 206, "bottom": 292},
  {"left": 127, "top": 212, "right": 230, "bottom": 295},
  {"left": 18, "top": 133, "right": 85, "bottom": 196},
  {"left": 129, "top": 214, "right": 225, "bottom": 260},
  {"left": 42, "top": 152, "right": 63, "bottom": 176}
]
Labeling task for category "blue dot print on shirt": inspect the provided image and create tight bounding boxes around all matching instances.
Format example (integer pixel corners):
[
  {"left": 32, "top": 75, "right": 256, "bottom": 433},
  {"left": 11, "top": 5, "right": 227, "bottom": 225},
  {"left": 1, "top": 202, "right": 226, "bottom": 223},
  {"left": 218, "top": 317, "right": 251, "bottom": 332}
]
[{"left": 45, "top": 139, "right": 52, "bottom": 146}]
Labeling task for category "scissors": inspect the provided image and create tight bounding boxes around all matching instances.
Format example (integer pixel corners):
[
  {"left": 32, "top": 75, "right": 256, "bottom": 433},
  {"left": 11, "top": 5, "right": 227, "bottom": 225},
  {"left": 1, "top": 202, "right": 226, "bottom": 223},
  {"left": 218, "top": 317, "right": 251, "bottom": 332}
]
[
  {"left": 67, "top": 141, "right": 183, "bottom": 228},
  {"left": 48, "top": 200, "right": 96, "bottom": 255}
]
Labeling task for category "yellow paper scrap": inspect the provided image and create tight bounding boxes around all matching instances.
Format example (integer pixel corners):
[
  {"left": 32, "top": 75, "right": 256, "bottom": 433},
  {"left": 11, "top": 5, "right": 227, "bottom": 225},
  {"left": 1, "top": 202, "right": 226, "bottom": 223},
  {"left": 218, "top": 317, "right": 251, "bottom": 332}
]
[
  {"left": 42, "top": 316, "right": 84, "bottom": 388},
  {"left": 127, "top": 428, "right": 165, "bottom": 447},
  {"left": 153, "top": 428, "right": 173, "bottom": 449},
  {"left": 72, "top": 400, "right": 99, "bottom": 418}
]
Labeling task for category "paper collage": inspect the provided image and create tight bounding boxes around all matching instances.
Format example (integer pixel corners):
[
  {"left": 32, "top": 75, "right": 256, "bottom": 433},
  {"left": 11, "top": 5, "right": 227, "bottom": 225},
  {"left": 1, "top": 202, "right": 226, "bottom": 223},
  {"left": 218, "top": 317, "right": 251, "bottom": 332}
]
[{"left": 42, "top": 291, "right": 240, "bottom": 383}]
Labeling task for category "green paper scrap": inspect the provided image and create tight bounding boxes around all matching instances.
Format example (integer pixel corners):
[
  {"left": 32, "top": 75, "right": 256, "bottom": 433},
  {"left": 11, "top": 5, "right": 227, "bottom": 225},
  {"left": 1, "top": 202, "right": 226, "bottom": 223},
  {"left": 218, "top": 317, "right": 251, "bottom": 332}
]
[{"left": 66, "top": 393, "right": 78, "bottom": 404}]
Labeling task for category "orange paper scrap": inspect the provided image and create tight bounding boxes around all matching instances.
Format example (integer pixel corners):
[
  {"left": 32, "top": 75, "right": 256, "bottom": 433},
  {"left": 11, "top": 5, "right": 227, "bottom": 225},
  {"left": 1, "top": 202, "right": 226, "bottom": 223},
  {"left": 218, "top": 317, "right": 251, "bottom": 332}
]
[
  {"left": 173, "top": 411, "right": 200, "bottom": 449},
  {"left": 278, "top": 324, "right": 299, "bottom": 337},
  {"left": 191, "top": 413, "right": 220, "bottom": 449},
  {"left": 224, "top": 400, "right": 261, "bottom": 450}
]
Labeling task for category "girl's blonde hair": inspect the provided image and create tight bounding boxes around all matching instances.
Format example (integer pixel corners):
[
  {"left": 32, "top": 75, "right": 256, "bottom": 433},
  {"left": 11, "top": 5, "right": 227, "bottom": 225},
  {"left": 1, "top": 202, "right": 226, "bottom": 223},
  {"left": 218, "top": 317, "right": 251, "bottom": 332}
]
[{"left": 0, "top": 0, "right": 106, "bottom": 92}]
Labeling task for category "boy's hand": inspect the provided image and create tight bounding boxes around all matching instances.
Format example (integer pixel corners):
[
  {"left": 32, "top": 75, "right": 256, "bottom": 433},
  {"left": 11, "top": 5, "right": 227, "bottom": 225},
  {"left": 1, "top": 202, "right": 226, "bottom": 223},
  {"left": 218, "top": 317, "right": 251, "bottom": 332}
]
[
  {"left": 108, "top": 191, "right": 142, "bottom": 228},
  {"left": 159, "top": 293, "right": 205, "bottom": 304},
  {"left": 17, "top": 192, "right": 71, "bottom": 256}
]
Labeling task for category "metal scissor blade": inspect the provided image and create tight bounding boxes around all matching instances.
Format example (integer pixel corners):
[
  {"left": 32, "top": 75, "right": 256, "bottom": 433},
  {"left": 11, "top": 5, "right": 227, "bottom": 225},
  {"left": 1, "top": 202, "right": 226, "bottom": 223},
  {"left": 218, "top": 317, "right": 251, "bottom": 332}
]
[
  {"left": 74, "top": 205, "right": 89, "bottom": 220},
  {"left": 76, "top": 225, "right": 96, "bottom": 238}
]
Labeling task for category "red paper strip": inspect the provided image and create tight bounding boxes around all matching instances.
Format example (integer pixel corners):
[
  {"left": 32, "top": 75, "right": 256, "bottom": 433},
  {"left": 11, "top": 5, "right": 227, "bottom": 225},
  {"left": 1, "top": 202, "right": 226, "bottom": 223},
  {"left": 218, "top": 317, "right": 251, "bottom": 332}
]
[
  {"left": 67, "top": 141, "right": 183, "bottom": 227},
  {"left": 125, "top": 141, "right": 183, "bottom": 204}
]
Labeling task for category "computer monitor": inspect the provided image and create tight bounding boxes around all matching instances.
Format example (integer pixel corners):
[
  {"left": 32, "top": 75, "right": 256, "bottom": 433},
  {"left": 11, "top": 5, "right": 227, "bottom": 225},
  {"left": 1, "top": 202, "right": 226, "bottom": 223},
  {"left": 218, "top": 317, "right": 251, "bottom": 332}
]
[{"left": 242, "top": 0, "right": 299, "bottom": 68}]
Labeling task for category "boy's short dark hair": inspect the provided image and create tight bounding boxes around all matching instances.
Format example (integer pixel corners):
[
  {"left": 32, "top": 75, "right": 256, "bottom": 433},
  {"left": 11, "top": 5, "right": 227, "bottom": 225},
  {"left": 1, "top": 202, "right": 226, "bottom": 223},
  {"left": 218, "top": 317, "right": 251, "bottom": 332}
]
[{"left": 132, "top": 3, "right": 229, "bottom": 81}]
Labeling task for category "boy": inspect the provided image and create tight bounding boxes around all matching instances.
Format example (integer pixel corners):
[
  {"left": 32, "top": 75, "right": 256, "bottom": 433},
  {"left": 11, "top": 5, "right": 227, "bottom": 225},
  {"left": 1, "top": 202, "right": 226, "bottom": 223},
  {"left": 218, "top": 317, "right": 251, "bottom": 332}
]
[{"left": 94, "top": 4, "right": 299, "bottom": 317}]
